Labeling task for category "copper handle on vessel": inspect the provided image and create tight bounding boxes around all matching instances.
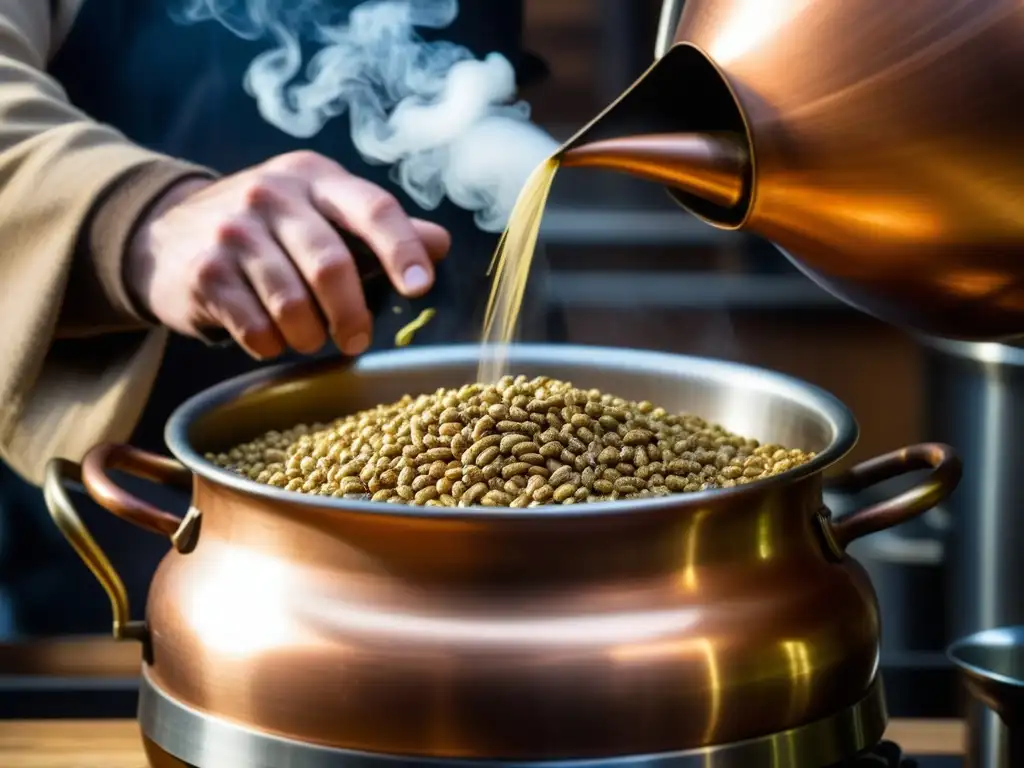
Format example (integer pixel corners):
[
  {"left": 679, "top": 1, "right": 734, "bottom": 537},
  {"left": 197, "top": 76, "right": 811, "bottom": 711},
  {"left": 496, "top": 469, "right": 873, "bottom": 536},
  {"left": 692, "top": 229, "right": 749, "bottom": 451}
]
[
  {"left": 81, "top": 443, "right": 193, "bottom": 540},
  {"left": 42, "top": 445, "right": 195, "bottom": 643},
  {"left": 822, "top": 443, "right": 961, "bottom": 554}
]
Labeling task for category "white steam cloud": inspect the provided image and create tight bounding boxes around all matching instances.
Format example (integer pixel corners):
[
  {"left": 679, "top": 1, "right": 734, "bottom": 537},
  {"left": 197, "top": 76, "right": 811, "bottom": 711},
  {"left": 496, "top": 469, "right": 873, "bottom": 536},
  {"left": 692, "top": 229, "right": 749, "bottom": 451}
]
[{"left": 172, "top": 0, "right": 559, "bottom": 231}]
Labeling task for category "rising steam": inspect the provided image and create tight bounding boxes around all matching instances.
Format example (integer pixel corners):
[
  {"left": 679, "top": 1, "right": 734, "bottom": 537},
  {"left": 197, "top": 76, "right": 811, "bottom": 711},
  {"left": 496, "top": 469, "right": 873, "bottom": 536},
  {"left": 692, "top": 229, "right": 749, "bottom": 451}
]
[{"left": 172, "top": 0, "right": 558, "bottom": 231}]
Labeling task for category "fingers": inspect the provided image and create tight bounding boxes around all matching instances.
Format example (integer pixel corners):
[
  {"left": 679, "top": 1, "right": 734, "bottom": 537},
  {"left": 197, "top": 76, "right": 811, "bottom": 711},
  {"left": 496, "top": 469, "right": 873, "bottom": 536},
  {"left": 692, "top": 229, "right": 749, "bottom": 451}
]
[
  {"left": 310, "top": 173, "right": 446, "bottom": 299},
  {"left": 204, "top": 283, "right": 285, "bottom": 360},
  {"left": 268, "top": 202, "right": 373, "bottom": 356},
  {"left": 181, "top": 152, "right": 454, "bottom": 362},
  {"left": 215, "top": 216, "right": 328, "bottom": 356},
  {"left": 189, "top": 251, "right": 285, "bottom": 360}
]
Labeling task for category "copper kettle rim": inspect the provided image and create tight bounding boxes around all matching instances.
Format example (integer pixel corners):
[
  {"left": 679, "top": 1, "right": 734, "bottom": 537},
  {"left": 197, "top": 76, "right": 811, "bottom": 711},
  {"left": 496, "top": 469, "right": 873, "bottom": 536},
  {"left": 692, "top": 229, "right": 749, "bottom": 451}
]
[{"left": 164, "top": 343, "right": 859, "bottom": 519}]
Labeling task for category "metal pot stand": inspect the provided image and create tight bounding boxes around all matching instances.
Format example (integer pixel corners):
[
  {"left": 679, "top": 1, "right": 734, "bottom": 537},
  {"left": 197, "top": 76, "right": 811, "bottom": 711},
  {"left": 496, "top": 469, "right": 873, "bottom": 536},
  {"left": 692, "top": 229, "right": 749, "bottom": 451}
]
[{"left": 139, "top": 668, "right": 888, "bottom": 768}]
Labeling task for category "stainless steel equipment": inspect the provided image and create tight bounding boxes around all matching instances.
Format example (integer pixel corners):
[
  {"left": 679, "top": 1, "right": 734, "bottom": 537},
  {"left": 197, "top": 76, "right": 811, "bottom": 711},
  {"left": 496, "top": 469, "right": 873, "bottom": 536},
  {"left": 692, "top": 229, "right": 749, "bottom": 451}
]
[
  {"left": 949, "top": 626, "right": 1024, "bottom": 768},
  {"left": 42, "top": 345, "right": 960, "bottom": 767},
  {"left": 921, "top": 339, "right": 1024, "bottom": 639},
  {"left": 921, "top": 338, "right": 1024, "bottom": 767}
]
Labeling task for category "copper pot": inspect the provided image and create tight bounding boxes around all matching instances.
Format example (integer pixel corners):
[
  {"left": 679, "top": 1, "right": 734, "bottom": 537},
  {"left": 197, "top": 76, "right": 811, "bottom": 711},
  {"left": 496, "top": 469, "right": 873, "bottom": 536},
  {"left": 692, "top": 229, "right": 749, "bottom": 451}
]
[{"left": 44, "top": 345, "right": 960, "bottom": 766}]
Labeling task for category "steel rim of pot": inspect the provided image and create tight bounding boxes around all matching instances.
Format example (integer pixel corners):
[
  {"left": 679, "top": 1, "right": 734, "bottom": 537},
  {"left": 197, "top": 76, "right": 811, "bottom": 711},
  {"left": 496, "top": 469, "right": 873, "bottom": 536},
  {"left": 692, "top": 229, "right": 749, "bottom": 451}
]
[{"left": 163, "top": 342, "right": 859, "bottom": 518}]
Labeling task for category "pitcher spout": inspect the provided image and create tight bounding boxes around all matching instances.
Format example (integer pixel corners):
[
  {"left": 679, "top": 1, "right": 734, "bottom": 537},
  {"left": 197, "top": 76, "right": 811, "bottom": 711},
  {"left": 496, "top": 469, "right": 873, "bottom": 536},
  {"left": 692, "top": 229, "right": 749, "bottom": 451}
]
[
  {"left": 554, "top": 42, "right": 754, "bottom": 227},
  {"left": 560, "top": 132, "right": 750, "bottom": 210}
]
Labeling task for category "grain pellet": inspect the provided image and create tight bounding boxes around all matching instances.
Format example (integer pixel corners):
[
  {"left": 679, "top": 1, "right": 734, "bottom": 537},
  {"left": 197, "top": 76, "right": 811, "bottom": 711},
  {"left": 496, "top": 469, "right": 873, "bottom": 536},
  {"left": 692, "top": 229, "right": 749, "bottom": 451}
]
[{"left": 209, "top": 375, "right": 815, "bottom": 507}]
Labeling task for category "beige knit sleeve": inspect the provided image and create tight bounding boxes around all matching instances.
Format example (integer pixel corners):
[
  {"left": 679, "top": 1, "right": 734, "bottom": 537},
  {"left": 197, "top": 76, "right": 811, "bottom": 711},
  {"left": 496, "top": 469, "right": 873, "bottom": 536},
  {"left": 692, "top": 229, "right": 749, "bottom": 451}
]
[{"left": 0, "top": 0, "right": 217, "bottom": 485}]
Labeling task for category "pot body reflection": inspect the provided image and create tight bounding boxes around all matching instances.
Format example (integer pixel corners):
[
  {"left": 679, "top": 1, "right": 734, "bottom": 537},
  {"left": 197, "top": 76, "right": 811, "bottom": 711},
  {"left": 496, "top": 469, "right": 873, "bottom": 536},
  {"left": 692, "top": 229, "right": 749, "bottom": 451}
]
[
  {"left": 44, "top": 345, "right": 961, "bottom": 759},
  {"left": 146, "top": 472, "right": 876, "bottom": 757}
]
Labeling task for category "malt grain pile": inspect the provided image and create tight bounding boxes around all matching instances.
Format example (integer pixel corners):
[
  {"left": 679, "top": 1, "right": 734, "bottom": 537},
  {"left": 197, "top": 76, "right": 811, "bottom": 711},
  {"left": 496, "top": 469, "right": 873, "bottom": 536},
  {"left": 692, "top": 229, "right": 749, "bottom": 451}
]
[{"left": 209, "top": 375, "right": 814, "bottom": 507}]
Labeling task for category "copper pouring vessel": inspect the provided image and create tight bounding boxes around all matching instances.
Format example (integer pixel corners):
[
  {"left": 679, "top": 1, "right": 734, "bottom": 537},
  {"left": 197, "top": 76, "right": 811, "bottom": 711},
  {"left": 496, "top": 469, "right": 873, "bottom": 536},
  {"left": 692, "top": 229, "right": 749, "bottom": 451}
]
[
  {"left": 560, "top": 0, "right": 1024, "bottom": 341},
  {"left": 43, "top": 345, "right": 960, "bottom": 766}
]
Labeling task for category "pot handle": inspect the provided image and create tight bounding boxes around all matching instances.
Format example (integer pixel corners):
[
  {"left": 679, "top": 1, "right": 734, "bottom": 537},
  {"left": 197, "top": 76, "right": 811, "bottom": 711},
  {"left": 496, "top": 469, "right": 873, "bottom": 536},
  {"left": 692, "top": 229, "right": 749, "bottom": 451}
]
[
  {"left": 822, "top": 443, "right": 962, "bottom": 553},
  {"left": 80, "top": 443, "right": 192, "bottom": 538},
  {"left": 42, "top": 445, "right": 194, "bottom": 642}
]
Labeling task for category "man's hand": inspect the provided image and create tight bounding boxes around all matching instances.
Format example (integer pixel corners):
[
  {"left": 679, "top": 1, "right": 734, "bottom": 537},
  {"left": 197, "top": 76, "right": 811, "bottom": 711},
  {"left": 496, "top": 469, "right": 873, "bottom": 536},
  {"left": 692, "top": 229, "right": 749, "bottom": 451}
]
[{"left": 125, "top": 151, "right": 451, "bottom": 359}]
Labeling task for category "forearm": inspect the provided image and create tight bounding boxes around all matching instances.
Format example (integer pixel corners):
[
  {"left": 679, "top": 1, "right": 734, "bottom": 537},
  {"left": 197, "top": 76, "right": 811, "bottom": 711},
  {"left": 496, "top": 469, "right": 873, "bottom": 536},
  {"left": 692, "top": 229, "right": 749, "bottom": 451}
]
[
  {"left": 0, "top": 0, "right": 213, "bottom": 483},
  {"left": 56, "top": 148, "right": 216, "bottom": 336}
]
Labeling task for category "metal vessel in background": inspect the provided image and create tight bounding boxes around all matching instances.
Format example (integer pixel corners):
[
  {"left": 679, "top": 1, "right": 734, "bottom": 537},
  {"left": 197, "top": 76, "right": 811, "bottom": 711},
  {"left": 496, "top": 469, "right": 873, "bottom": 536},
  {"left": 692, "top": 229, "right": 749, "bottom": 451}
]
[
  {"left": 922, "top": 338, "right": 1024, "bottom": 767},
  {"left": 949, "top": 626, "right": 1024, "bottom": 768},
  {"left": 557, "top": 0, "right": 1024, "bottom": 342},
  {"left": 42, "top": 345, "right": 960, "bottom": 767},
  {"left": 921, "top": 340, "right": 1024, "bottom": 641}
]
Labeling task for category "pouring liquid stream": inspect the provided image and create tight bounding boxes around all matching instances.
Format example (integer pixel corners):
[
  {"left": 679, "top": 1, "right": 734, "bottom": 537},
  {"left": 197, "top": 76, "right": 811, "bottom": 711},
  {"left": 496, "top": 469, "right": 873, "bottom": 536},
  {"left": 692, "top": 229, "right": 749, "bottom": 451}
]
[
  {"left": 477, "top": 156, "right": 560, "bottom": 384},
  {"left": 477, "top": 131, "right": 749, "bottom": 383}
]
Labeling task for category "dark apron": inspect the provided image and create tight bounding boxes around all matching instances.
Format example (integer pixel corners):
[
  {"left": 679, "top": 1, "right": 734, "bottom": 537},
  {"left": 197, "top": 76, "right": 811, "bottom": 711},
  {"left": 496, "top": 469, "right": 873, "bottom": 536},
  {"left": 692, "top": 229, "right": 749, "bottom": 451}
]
[{"left": 0, "top": 0, "right": 561, "bottom": 637}]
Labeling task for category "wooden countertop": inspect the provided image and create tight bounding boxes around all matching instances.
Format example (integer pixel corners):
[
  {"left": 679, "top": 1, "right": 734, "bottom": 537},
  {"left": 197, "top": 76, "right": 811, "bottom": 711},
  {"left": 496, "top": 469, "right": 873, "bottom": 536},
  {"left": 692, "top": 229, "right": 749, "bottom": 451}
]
[{"left": 0, "top": 719, "right": 965, "bottom": 767}]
